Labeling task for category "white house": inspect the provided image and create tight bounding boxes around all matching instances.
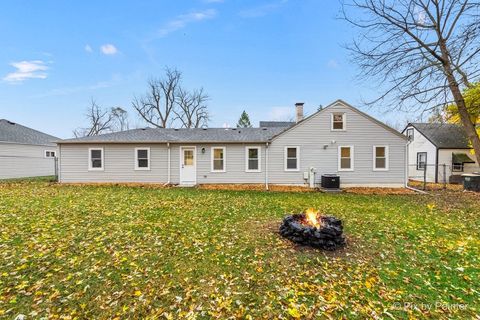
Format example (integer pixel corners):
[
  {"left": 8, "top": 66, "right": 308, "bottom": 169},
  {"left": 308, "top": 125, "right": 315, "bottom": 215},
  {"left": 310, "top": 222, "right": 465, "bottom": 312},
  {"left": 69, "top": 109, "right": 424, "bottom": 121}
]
[
  {"left": 0, "top": 119, "right": 59, "bottom": 179},
  {"left": 403, "top": 123, "right": 478, "bottom": 183},
  {"left": 57, "top": 100, "right": 408, "bottom": 188}
]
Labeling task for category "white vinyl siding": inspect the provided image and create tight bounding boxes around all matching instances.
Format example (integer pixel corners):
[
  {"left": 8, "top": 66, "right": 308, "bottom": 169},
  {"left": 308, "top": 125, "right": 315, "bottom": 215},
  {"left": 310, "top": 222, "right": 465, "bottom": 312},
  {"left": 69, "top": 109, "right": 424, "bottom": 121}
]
[
  {"left": 0, "top": 143, "right": 57, "bottom": 179},
  {"left": 211, "top": 147, "right": 226, "bottom": 172},
  {"left": 135, "top": 147, "right": 150, "bottom": 170},
  {"left": 338, "top": 146, "right": 354, "bottom": 171},
  {"left": 88, "top": 148, "right": 104, "bottom": 171},
  {"left": 284, "top": 146, "right": 299, "bottom": 171},
  {"left": 373, "top": 146, "right": 388, "bottom": 171},
  {"left": 245, "top": 146, "right": 261, "bottom": 172}
]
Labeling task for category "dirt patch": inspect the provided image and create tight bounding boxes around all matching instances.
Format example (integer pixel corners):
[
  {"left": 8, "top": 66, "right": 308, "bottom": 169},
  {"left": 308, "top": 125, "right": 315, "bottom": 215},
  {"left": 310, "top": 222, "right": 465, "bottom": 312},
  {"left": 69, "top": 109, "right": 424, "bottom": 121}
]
[
  {"left": 198, "top": 184, "right": 315, "bottom": 192},
  {"left": 343, "top": 187, "right": 415, "bottom": 195}
]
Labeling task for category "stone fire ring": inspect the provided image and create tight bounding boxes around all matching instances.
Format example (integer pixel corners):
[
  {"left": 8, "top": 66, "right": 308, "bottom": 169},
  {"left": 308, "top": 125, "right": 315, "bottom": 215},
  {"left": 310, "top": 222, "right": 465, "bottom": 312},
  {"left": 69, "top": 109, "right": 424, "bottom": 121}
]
[{"left": 279, "top": 214, "right": 346, "bottom": 251}]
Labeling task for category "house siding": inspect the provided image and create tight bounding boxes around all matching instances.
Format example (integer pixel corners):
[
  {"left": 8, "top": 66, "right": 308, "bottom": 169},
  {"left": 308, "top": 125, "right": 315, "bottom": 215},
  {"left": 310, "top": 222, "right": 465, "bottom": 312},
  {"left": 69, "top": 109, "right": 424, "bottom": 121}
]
[
  {"left": 59, "top": 143, "right": 267, "bottom": 184},
  {"left": 268, "top": 102, "right": 406, "bottom": 187},
  {"left": 0, "top": 142, "right": 57, "bottom": 179},
  {"left": 59, "top": 144, "right": 169, "bottom": 183},
  {"left": 405, "top": 125, "right": 438, "bottom": 182}
]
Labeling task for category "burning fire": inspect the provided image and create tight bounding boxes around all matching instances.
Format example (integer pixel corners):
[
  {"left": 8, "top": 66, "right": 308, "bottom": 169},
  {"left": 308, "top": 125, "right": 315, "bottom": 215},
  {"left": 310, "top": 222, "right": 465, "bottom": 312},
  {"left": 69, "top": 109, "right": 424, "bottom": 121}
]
[{"left": 304, "top": 208, "right": 321, "bottom": 228}]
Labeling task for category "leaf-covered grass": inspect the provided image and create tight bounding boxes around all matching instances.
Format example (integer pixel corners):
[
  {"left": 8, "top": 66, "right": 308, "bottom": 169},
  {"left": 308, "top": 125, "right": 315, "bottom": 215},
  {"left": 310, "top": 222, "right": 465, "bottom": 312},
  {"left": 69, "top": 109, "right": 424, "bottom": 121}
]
[{"left": 0, "top": 182, "right": 478, "bottom": 319}]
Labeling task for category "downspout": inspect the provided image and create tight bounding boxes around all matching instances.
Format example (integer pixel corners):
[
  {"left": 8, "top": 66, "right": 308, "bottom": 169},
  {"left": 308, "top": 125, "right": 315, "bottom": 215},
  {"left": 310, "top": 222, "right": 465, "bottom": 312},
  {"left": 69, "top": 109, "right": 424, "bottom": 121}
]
[
  {"left": 265, "top": 142, "right": 269, "bottom": 190},
  {"left": 405, "top": 140, "right": 410, "bottom": 188},
  {"left": 166, "top": 143, "right": 171, "bottom": 185},
  {"left": 435, "top": 147, "right": 439, "bottom": 183},
  {"left": 58, "top": 144, "right": 61, "bottom": 183}
]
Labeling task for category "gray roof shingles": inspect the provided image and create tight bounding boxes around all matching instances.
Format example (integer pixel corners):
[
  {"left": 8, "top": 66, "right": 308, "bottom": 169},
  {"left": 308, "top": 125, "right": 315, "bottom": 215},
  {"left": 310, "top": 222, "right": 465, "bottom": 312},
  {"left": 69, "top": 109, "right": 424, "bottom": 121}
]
[
  {"left": 0, "top": 119, "right": 59, "bottom": 146},
  {"left": 58, "top": 127, "right": 287, "bottom": 144},
  {"left": 411, "top": 123, "right": 472, "bottom": 149},
  {"left": 259, "top": 121, "right": 295, "bottom": 128}
]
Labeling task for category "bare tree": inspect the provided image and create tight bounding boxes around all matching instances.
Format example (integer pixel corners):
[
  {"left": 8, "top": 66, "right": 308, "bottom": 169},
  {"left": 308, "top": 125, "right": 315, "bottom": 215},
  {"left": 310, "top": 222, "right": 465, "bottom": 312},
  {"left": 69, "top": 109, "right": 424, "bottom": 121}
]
[
  {"left": 73, "top": 99, "right": 114, "bottom": 137},
  {"left": 174, "top": 87, "right": 210, "bottom": 128},
  {"left": 111, "top": 107, "right": 129, "bottom": 131},
  {"left": 132, "top": 68, "right": 181, "bottom": 128},
  {"left": 342, "top": 0, "right": 480, "bottom": 163}
]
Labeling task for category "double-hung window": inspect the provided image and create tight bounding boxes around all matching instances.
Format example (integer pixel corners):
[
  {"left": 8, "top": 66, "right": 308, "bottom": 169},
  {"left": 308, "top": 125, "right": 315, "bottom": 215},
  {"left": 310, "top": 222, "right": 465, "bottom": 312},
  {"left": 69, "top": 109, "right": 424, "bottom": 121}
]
[
  {"left": 45, "top": 150, "right": 56, "bottom": 158},
  {"left": 135, "top": 148, "right": 150, "bottom": 170},
  {"left": 246, "top": 147, "right": 261, "bottom": 172},
  {"left": 284, "top": 147, "right": 299, "bottom": 171},
  {"left": 406, "top": 128, "right": 414, "bottom": 140},
  {"left": 211, "top": 147, "right": 226, "bottom": 172},
  {"left": 373, "top": 146, "right": 388, "bottom": 171},
  {"left": 331, "top": 113, "right": 346, "bottom": 131},
  {"left": 417, "top": 152, "right": 427, "bottom": 170},
  {"left": 338, "top": 146, "right": 354, "bottom": 171},
  {"left": 88, "top": 148, "right": 104, "bottom": 170}
]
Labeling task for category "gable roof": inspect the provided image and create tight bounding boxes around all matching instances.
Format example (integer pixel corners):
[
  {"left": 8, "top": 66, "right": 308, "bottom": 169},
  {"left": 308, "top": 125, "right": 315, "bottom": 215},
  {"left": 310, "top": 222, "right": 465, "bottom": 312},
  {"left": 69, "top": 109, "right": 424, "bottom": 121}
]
[
  {"left": 259, "top": 121, "right": 295, "bottom": 128},
  {"left": 270, "top": 99, "right": 407, "bottom": 141},
  {"left": 58, "top": 127, "right": 287, "bottom": 144},
  {"left": 407, "top": 123, "right": 472, "bottom": 149},
  {"left": 0, "top": 119, "right": 59, "bottom": 146}
]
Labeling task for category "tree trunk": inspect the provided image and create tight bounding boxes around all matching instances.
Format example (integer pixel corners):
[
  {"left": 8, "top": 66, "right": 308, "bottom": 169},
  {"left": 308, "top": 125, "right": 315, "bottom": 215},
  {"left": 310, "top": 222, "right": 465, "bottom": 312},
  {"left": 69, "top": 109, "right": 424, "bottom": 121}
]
[{"left": 438, "top": 40, "right": 480, "bottom": 165}]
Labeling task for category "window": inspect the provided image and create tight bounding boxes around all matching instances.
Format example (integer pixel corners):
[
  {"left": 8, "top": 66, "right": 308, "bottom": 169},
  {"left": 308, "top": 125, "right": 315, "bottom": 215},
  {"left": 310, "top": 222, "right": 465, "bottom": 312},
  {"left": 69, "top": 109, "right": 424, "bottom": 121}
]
[
  {"left": 284, "top": 147, "right": 299, "bottom": 171},
  {"left": 406, "top": 128, "right": 414, "bottom": 140},
  {"left": 88, "top": 148, "right": 104, "bottom": 170},
  {"left": 211, "top": 147, "right": 226, "bottom": 172},
  {"left": 45, "top": 150, "right": 56, "bottom": 158},
  {"left": 452, "top": 163, "right": 464, "bottom": 172},
  {"left": 338, "top": 146, "right": 354, "bottom": 171},
  {"left": 416, "top": 152, "right": 427, "bottom": 170},
  {"left": 373, "top": 146, "right": 389, "bottom": 171},
  {"left": 331, "top": 113, "right": 346, "bottom": 131},
  {"left": 135, "top": 148, "right": 150, "bottom": 170},
  {"left": 246, "top": 147, "right": 261, "bottom": 172}
]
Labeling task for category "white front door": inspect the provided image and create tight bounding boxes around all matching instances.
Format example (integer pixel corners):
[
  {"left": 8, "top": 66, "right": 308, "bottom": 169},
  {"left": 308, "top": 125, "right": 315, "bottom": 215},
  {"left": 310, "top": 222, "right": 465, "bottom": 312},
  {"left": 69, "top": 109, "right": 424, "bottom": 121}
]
[{"left": 180, "top": 147, "right": 196, "bottom": 185}]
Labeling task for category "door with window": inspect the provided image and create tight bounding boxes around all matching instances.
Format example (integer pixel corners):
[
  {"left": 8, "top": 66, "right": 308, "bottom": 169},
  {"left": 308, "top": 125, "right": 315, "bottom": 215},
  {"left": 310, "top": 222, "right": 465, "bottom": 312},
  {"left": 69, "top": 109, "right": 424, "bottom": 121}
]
[{"left": 180, "top": 147, "right": 196, "bottom": 185}]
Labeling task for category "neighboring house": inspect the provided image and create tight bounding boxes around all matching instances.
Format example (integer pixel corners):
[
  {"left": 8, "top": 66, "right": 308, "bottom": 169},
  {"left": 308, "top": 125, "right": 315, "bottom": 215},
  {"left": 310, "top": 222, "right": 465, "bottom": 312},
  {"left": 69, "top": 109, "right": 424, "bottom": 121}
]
[
  {"left": 0, "top": 119, "right": 59, "bottom": 179},
  {"left": 403, "top": 123, "right": 479, "bottom": 183},
  {"left": 57, "top": 100, "right": 407, "bottom": 188}
]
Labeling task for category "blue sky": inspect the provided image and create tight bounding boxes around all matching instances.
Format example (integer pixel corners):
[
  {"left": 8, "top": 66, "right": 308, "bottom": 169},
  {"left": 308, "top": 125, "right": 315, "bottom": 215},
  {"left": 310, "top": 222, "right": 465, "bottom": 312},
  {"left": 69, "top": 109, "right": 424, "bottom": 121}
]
[{"left": 0, "top": 0, "right": 414, "bottom": 138}]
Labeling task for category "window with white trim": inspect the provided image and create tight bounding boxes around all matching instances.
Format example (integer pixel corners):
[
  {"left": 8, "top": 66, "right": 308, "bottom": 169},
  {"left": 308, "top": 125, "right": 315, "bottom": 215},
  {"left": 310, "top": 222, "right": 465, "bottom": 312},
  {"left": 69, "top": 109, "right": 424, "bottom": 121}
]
[
  {"left": 211, "top": 147, "right": 226, "bottom": 172},
  {"left": 338, "top": 146, "right": 354, "bottom": 171},
  {"left": 246, "top": 147, "right": 261, "bottom": 172},
  {"left": 285, "top": 147, "right": 299, "bottom": 171},
  {"left": 406, "top": 128, "right": 414, "bottom": 140},
  {"left": 331, "top": 113, "right": 346, "bottom": 130},
  {"left": 89, "top": 148, "right": 104, "bottom": 170},
  {"left": 45, "top": 150, "right": 56, "bottom": 158},
  {"left": 135, "top": 148, "right": 150, "bottom": 170},
  {"left": 373, "top": 146, "right": 388, "bottom": 170},
  {"left": 416, "top": 152, "right": 427, "bottom": 170}
]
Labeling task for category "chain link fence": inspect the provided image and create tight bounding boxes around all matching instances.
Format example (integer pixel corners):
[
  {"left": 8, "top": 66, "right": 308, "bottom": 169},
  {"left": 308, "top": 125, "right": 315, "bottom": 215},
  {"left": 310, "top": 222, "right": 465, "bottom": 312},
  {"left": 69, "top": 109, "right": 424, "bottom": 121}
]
[{"left": 408, "top": 163, "right": 480, "bottom": 190}]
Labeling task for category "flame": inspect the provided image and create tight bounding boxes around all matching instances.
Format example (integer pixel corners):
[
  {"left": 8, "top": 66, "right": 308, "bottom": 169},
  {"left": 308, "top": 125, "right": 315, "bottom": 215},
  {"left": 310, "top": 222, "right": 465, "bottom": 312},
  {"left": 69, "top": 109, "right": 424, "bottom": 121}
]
[{"left": 305, "top": 208, "right": 321, "bottom": 228}]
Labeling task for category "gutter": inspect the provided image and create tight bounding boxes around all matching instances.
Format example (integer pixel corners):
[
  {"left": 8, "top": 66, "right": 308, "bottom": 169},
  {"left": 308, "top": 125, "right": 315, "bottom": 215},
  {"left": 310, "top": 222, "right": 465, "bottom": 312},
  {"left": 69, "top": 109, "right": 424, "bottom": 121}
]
[{"left": 265, "top": 142, "right": 269, "bottom": 190}]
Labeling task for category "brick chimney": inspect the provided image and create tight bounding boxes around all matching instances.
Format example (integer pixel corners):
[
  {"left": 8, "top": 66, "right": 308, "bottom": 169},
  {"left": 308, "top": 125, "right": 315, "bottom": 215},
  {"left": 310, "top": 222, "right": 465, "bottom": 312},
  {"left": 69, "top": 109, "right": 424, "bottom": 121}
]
[{"left": 295, "top": 102, "right": 304, "bottom": 123}]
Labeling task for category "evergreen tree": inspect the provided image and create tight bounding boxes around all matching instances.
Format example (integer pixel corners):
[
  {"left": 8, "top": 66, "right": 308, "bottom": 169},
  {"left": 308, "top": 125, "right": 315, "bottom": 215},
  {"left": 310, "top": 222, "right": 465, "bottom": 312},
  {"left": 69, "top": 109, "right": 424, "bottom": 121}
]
[{"left": 237, "top": 110, "right": 252, "bottom": 128}]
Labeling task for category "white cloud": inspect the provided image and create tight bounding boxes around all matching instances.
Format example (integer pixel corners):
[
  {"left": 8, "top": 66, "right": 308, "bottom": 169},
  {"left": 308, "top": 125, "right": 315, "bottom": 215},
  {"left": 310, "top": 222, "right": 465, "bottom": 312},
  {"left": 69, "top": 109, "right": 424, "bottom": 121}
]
[
  {"left": 239, "top": 0, "right": 288, "bottom": 18},
  {"left": 269, "top": 106, "right": 292, "bottom": 121},
  {"left": 100, "top": 44, "right": 118, "bottom": 55},
  {"left": 327, "top": 59, "right": 339, "bottom": 68},
  {"left": 157, "top": 9, "right": 217, "bottom": 37},
  {"left": 84, "top": 44, "right": 93, "bottom": 53},
  {"left": 3, "top": 60, "right": 49, "bottom": 83}
]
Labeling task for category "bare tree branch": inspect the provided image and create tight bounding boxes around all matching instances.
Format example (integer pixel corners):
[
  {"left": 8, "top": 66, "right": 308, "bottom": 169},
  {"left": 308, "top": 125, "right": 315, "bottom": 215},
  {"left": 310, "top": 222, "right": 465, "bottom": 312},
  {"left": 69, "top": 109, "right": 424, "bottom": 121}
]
[{"left": 342, "top": 0, "right": 480, "bottom": 163}]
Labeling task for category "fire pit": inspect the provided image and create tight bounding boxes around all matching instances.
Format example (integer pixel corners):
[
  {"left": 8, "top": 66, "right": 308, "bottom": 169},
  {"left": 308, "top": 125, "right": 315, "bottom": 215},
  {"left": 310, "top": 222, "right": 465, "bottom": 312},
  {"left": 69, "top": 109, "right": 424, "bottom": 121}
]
[{"left": 279, "top": 209, "right": 346, "bottom": 250}]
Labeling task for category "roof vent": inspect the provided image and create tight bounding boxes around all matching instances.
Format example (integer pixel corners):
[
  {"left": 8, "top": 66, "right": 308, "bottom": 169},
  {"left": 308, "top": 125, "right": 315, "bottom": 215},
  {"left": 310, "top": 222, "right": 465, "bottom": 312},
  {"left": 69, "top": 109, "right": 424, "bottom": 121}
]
[
  {"left": 262, "top": 128, "right": 267, "bottom": 130},
  {"left": 174, "top": 128, "right": 179, "bottom": 131},
  {"left": 202, "top": 128, "right": 207, "bottom": 130},
  {"left": 7, "top": 121, "right": 15, "bottom": 125}
]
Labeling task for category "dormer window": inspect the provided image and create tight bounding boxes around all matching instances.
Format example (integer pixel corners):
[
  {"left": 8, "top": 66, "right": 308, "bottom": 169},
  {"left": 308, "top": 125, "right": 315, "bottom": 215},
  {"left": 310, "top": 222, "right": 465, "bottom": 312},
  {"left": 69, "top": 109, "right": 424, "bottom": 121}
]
[{"left": 331, "top": 113, "right": 346, "bottom": 131}]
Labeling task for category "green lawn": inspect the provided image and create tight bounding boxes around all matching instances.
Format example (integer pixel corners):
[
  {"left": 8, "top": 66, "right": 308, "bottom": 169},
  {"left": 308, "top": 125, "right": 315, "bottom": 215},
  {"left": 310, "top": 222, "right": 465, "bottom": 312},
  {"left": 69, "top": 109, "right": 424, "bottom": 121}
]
[{"left": 0, "top": 181, "right": 478, "bottom": 319}]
